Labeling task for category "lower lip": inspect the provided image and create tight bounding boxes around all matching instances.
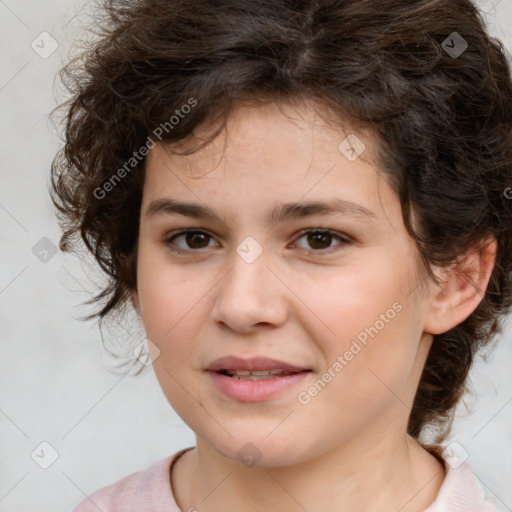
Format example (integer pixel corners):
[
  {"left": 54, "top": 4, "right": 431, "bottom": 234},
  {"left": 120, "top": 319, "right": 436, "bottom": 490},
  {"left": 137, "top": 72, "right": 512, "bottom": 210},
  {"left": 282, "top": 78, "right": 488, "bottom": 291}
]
[{"left": 207, "top": 371, "right": 311, "bottom": 402}]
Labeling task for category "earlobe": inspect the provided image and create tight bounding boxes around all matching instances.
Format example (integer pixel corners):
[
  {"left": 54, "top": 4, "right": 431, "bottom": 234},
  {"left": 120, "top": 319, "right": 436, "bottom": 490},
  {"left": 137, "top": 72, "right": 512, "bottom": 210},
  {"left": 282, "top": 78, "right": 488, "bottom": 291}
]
[{"left": 423, "top": 237, "right": 497, "bottom": 335}]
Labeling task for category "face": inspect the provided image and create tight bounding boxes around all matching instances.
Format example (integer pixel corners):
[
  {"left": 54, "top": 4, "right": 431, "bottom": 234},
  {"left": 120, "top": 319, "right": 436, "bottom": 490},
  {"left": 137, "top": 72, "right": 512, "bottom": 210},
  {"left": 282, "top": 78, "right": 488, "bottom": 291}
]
[{"left": 133, "top": 100, "right": 435, "bottom": 467}]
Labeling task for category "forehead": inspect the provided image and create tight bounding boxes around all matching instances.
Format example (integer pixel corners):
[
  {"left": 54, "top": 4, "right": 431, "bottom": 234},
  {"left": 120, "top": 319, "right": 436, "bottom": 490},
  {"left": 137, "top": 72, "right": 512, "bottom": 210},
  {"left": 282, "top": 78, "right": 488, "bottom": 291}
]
[
  {"left": 142, "top": 100, "right": 397, "bottom": 222},
  {"left": 152, "top": 100, "right": 380, "bottom": 169}
]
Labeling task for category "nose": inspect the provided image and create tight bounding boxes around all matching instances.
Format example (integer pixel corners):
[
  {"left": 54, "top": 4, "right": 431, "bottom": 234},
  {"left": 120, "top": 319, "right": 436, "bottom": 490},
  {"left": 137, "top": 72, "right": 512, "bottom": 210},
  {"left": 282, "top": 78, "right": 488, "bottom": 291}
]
[{"left": 210, "top": 246, "right": 288, "bottom": 334}]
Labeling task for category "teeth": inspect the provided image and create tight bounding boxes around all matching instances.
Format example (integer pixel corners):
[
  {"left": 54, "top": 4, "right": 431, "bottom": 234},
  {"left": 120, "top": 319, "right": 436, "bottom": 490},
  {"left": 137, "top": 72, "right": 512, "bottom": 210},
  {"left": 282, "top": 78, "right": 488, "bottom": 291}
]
[
  {"left": 224, "top": 369, "right": 295, "bottom": 379},
  {"left": 233, "top": 375, "right": 280, "bottom": 380}
]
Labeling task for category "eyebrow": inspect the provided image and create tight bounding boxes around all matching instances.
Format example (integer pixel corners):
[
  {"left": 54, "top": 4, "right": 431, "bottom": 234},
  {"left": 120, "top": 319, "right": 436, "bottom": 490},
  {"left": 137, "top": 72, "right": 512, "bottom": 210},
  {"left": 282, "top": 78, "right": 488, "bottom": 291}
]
[{"left": 145, "top": 197, "right": 376, "bottom": 225}]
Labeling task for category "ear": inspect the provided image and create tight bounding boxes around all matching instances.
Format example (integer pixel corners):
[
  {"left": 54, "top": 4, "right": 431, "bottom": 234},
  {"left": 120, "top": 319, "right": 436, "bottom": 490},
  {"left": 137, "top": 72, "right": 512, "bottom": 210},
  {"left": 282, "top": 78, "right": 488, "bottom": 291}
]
[{"left": 423, "top": 237, "right": 497, "bottom": 335}]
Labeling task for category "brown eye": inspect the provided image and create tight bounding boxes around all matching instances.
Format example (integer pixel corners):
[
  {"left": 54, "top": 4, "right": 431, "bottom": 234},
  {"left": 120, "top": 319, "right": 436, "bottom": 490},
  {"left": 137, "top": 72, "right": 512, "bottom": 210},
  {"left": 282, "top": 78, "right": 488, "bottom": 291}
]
[
  {"left": 184, "top": 232, "right": 210, "bottom": 249},
  {"left": 294, "top": 229, "right": 351, "bottom": 253},
  {"left": 165, "top": 230, "right": 217, "bottom": 251},
  {"left": 164, "top": 228, "right": 351, "bottom": 255},
  {"left": 306, "top": 231, "right": 334, "bottom": 250}
]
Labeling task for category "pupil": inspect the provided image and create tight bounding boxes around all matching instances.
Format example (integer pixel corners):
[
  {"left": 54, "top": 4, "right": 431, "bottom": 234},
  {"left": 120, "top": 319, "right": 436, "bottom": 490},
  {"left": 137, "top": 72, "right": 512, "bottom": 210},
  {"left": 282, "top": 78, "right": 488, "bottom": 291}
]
[
  {"left": 187, "top": 232, "right": 209, "bottom": 249},
  {"left": 308, "top": 232, "right": 331, "bottom": 250}
]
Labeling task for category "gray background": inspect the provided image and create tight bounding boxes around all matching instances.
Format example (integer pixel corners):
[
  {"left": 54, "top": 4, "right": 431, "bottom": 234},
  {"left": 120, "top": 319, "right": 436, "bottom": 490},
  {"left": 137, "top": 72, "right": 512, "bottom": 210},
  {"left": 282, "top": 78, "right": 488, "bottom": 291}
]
[{"left": 0, "top": 1, "right": 511, "bottom": 511}]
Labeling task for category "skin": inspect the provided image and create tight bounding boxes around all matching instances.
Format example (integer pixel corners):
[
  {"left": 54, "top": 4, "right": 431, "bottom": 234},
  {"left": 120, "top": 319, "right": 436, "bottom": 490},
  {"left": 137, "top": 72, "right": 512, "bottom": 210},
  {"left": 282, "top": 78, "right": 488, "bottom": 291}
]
[{"left": 132, "top": 99, "right": 496, "bottom": 512}]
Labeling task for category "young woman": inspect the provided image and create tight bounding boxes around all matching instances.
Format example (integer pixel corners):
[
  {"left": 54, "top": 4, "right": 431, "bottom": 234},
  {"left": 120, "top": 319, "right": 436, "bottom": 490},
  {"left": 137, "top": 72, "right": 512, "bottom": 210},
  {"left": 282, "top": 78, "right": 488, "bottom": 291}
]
[{"left": 50, "top": 0, "right": 512, "bottom": 510}]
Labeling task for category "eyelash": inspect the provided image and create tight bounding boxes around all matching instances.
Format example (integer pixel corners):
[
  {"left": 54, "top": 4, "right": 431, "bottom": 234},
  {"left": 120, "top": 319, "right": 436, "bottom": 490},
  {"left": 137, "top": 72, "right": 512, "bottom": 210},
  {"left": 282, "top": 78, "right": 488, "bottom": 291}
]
[{"left": 163, "top": 228, "right": 352, "bottom": 255}]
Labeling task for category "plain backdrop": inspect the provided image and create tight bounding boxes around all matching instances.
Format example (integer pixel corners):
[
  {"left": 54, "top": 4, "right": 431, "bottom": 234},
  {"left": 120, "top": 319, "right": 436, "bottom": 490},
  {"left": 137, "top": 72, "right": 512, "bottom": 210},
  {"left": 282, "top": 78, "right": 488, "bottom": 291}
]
[{"left": 1, "top": 1, "right": 511, "bottom": 511}]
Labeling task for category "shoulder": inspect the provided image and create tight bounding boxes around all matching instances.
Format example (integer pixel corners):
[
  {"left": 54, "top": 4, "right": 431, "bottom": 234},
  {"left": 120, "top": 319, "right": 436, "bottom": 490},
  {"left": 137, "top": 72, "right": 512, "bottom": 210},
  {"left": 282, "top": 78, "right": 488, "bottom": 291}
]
[
  {"left": 425, "top": 456, "right": 498, "bottom": 512},
  {"left": 71, "top": 447, "right": 194, "bottom": 512}
]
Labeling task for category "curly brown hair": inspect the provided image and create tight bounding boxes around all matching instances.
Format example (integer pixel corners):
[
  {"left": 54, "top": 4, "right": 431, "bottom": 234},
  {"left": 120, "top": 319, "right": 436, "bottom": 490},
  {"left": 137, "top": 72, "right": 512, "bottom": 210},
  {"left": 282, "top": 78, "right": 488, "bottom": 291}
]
[{"left": 50, "top": 0, "right": 512, "bottom": 445}]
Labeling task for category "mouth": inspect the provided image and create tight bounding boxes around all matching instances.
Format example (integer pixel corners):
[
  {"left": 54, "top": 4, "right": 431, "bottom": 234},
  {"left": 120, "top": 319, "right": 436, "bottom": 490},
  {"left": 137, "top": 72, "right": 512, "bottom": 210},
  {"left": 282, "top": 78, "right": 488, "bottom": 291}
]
[
  {"left": 205, "top": 356, "right": 313, "bottom": 402},
  {"left": 206, "top": 355, "right": 311, "bottom": 373},
  {"left": 215, "top": 368, "right": 309, "bottom": 380}
]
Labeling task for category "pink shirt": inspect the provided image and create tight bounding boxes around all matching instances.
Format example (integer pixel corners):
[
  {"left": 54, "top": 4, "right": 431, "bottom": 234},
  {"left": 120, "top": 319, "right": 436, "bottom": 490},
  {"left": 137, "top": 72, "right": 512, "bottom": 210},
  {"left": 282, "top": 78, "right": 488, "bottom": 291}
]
[{"left": 72, "top": 447, "right": 498, "bottom": 511}]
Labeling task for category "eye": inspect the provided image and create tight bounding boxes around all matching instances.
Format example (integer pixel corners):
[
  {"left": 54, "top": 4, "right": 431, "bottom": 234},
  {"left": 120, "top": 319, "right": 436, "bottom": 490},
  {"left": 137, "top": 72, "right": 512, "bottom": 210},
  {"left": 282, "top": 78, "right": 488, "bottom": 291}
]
[
  {"left": 164, "top": 230, "right": 218, "bottom": 252},
  {"left": 163, "top": 228, "right": 352, "bottom": 255},
  {"left": 292, "top": 229, "right": 351, "bottom": 253}
]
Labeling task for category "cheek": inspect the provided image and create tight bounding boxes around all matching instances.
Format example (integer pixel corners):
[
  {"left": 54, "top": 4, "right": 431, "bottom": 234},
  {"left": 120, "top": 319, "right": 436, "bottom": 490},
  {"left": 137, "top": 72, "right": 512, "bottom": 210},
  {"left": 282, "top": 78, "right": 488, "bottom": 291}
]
[
  {"left": 293, "top": 255, "right": 421, "bottom": 396},
  {"left": 136, "top": 246, "right": 194, "bottom": 335},
  {"left": 136, "top": 247, "right": 229, "bottom": 355},
  {"left": 291, "top": 310, "right": 420, "bottom": 452},
  {"left": 291, "top": 255, "right": 410, "bottom": 344}
]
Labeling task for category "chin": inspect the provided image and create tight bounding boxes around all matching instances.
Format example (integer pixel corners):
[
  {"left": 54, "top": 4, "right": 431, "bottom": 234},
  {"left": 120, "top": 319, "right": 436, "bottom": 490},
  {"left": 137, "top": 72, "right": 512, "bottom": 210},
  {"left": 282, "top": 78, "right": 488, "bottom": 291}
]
[{"left": 204, "top": 429, "right": 314, "bottom": 468}]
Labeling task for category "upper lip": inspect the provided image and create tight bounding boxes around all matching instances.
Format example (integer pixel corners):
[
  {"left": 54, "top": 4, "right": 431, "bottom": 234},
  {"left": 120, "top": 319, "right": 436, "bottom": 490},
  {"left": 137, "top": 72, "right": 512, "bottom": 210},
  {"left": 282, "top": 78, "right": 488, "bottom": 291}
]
[{"left": 206, "top": 356, "right": 310, "bottom": 372}]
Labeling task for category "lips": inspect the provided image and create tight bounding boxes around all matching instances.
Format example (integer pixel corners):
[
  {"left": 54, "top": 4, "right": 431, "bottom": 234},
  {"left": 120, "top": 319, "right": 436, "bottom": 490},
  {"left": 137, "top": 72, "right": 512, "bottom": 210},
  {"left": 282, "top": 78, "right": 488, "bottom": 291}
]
[
  {"left": 206, "top": 356, "right": 312, "bottom": 401},
  {"left": 206, "top": 356, "right": 310, "bottom": 373}
]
